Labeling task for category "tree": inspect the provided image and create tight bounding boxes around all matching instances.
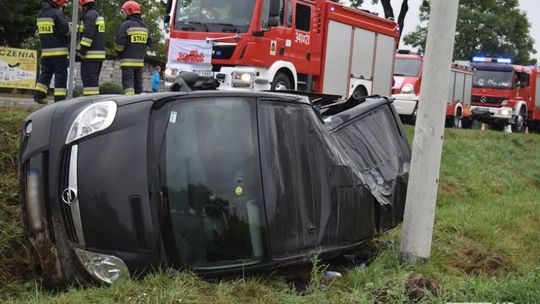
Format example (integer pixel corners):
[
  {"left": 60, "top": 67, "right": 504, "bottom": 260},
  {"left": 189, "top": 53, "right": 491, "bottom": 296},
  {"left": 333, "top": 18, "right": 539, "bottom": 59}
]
[
  {"left": 348, "top": 0, "right": 409, "bottom": 42},
  {"left": 0, "top": 0, "right": 41, "bottom": 48},
  {"left": 403, "top": 0, "right": 537, "bottom": 65}
]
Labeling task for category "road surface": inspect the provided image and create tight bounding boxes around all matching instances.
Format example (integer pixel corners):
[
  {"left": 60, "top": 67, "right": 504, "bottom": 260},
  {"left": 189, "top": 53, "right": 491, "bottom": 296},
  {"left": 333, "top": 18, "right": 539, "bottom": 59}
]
[{"left": 0, "top": 96, "right": 41, "bottom": 106}]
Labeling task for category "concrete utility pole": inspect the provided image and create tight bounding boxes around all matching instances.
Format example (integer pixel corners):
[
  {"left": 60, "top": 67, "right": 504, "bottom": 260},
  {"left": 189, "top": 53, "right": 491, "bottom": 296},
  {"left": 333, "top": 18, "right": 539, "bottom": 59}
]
[
  {"left": 399, "top": 0, "right": 460, "bottom": 264},
  {"left": 67, "top": 2, "right": 79, "bottom": 99}
]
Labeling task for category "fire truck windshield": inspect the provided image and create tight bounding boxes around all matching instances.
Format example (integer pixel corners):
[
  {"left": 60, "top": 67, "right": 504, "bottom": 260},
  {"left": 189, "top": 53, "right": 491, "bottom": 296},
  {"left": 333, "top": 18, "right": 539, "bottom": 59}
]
[
  {"left": 394, "top": 58, "right": 421, "bottom": 77},
  {"left": 473, "top": 70, "right": 513, "bottom": 89},
  {"left": 174, "top": 0, "right": 256, "bottom": 33}
]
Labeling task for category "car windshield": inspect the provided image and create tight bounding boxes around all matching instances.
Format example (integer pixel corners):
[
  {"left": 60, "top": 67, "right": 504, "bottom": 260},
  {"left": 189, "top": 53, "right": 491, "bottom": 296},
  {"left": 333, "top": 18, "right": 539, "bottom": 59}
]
[
  {"left": 473, "top": 70, "right": 513, "bottom": 89},
  {"left": 174, "top": 0, "right": 256, "bottom": 33},
  {"left": 394, "top": 58, "right": 422, "bottom": 77},
  {"left": 161, "top": 98, "right": 264, "bottom": 269}
]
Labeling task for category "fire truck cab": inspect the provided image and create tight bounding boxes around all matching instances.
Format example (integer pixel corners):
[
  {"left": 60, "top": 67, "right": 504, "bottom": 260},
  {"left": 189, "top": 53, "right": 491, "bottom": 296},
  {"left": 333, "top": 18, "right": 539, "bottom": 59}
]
[
  {"left": 471, "top": 57, "right": 540, "bottom": 132},
  {"left": 392, "top": 51, "right": 473, "bottom": 127},
  {"left": 163, "top": 0, "right": 398, "bottom": 97}
]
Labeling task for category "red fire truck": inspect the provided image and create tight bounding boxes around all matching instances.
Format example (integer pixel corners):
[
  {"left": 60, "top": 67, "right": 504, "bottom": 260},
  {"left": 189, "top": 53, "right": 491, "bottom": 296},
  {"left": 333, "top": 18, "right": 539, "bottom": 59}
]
[
  {"left": 471, "top": 57, "right": 540, "bottom": 132},
  {"left": 392, "top": 51, "right": 473, "bottom": 127},
  {"left": 163, "top": 0, "right": 398, "bottom": 97}
]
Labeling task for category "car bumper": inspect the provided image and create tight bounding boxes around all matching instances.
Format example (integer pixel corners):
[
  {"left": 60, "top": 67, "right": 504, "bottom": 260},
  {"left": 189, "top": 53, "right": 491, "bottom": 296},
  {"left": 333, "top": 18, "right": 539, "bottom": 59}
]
[
  {"left": 470, "top": 106, "right": 513, "bottom": 123},
  {"left": 391, "top": 94, "right": 418, "bottom": 116}
]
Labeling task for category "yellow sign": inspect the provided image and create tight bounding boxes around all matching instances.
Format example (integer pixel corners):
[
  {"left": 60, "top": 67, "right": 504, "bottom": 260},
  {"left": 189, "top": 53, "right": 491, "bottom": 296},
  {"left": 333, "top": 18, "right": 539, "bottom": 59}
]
[{"left": 0, "top": 47, "right": 38, "bottom": 90}]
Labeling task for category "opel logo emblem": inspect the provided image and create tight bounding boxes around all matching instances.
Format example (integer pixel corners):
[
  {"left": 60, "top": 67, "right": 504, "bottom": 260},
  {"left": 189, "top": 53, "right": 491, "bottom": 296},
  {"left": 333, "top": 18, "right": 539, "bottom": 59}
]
[
  {"left": 61, "top": 188, "right": 77, "bottom": 206},
  {"left": 480, "top": 96, "right": 487, "bottom": 104}
]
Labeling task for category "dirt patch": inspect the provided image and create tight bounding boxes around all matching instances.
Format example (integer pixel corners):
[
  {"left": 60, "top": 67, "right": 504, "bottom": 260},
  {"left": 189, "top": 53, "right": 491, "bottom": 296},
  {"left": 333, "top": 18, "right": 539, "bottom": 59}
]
[
  {"left": 439, "top": 180, "right": 459, "bottom": 197},
  {"left": 450, "top": 246, "right": 513, "bottom": 276},
  {"left": 404, "top": 274, "right": 441, "bottom": 302}
]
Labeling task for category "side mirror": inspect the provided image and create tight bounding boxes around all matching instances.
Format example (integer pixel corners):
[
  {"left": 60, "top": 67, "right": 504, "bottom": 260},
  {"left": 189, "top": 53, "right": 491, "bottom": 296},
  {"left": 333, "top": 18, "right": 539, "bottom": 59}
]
[
  {"left": 164, "top": 15, "right": 171, "bottom": 24},
  {"left": 165, "top": 0, "right": 173, "bottom": 14}
]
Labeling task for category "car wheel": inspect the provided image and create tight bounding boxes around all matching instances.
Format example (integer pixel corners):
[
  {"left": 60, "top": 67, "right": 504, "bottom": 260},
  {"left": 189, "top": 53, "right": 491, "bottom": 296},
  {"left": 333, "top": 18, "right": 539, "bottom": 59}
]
[
  {"left": 512, "top": 107, "right": 526, "bottom": 133},
  {"left": 271, "top": 72, "right": 292, "bottom": 91},
  {"left": 445, "top": 109, "right": 462, "bottom": 128},
  {"left": 352, "top": 86, "right": 368, "bottom": 99}
]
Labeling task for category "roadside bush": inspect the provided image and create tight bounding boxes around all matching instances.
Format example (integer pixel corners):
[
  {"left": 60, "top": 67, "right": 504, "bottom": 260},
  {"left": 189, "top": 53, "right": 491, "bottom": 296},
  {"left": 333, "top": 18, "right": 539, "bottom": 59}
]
[
  {"left": 99, "top": 82, "right": 123, "bottom": 95},
  {"left": 73, "top": 85, "right": 83, "bottom": 98}
]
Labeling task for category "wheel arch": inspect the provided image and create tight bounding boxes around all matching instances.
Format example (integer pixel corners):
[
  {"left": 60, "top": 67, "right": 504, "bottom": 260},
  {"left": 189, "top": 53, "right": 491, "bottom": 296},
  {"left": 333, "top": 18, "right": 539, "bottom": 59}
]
[{"left": 267, "top": 61, "right": 297, "bottom": 90}]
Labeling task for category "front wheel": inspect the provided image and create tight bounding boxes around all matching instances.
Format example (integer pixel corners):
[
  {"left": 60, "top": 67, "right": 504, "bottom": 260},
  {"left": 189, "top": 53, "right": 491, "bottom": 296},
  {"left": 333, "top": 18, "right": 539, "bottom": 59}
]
[
  {"left": 512, "top": 107, "right": 526, "bottom": 133},
  {"left": 271, "top": 73, "right": 292, "bottom": 91}
]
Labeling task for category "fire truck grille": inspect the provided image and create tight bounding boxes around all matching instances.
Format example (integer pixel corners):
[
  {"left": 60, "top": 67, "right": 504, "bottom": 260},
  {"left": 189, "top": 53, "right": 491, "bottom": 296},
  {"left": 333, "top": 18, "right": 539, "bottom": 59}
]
[
  {"left": 212, "top": 45, "right": 235, "bottom": 60},
  {"left": 472, "top": 96, "right": 505, "bottom": 105}
]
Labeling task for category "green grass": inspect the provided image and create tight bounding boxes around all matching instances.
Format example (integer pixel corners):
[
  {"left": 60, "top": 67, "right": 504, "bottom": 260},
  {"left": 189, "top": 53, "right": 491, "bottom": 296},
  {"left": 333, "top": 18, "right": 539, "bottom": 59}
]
[{"left": 1, "top": 104, "right": 540, "bottom": 303}]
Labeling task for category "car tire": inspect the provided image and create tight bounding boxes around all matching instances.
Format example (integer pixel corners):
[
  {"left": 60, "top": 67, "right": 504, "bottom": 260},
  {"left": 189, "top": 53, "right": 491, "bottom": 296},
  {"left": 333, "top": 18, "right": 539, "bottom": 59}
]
[
  {"left": 271, "top": 72, "right": 292, "bottom": 91},
  {"left": 445, "top": 109, "right": 462, "bottom": 128},
  {"left": 512, "top": 107, "right": 526, "bottom": 133}
]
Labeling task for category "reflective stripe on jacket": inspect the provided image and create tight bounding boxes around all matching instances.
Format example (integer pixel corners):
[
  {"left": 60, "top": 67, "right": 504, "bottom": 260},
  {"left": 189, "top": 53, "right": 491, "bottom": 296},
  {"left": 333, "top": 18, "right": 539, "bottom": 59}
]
[
  {"left": 78, "top": 7, "right": 106, "bottom": 60},
  {"left": 36, "top": 2, "right": 70, "bottom": 58},
  {"left": 115, "top": 14, "right": 153, "bottom": 68}
]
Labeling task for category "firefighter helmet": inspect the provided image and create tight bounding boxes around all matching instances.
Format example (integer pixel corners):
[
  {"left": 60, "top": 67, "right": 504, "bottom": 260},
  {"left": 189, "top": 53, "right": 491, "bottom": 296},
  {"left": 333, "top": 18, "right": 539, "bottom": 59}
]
[
  {"left": 121, "top": 1, "right": 141, "bottom": 15},
  {"left": 50, "top": 0, "right": 69, "bottom": 7},
  {"left": 79, "top": 0, "right": 94, "bottom": 6}
]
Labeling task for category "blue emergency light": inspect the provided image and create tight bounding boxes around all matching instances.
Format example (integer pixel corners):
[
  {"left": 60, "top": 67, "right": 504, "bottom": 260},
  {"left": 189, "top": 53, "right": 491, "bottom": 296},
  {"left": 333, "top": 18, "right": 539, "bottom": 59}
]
[
  {"left": 496, "top": 58, "right": 512, "bottom": 64},
  {"left": 472, "top": 56, "right": 512, "bottom": 64}
]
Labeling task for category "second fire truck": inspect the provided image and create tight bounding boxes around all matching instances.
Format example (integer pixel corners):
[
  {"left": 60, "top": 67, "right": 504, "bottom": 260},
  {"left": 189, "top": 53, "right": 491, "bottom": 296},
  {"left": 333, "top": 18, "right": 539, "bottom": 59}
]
[
  {"left": 392, "top": 51, "right": 474, "bottom": 128},
  {"left": 163, "top": 0, "right": 399, "bottom": 97},
  {"left": 471, "top": 57, "right": 540, "bottom": 132}
]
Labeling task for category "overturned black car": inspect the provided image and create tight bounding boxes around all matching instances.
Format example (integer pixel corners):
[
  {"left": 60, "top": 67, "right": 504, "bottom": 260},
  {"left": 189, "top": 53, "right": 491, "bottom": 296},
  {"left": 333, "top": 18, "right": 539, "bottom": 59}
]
[{"left": 20, "top": 90, "right": 410, "bottom": 286}]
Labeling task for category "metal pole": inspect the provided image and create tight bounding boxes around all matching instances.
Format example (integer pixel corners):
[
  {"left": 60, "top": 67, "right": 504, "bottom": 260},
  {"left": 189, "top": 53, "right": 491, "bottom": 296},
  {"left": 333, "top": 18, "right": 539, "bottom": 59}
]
[
  {"left": 399, "top": 0, "right": 460, "bottom": 264},
  {"left": 67, "top": 2, "right": 79, "bottom": 99}
]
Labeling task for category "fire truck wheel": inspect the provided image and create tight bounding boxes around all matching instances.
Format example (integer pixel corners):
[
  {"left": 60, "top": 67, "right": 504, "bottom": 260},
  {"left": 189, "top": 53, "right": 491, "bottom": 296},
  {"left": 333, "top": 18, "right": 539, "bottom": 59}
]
[
  {"left": 512, "top": 107, "right": 526, "bottom": 133},
  {"left": 271, "top": 73, "right": 292, "bottom": 91}
]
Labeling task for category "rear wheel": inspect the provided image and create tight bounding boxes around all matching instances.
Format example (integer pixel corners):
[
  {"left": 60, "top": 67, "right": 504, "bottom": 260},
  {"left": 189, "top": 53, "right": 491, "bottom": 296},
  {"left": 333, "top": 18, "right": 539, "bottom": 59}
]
[
  {"left": 352, "top": 86, "right": 368, "bottom": 99},
  {"left": 271, "top": 72, "right": 292, "bottom": 91},
  {"left": 445, "top": 108, "right": 462, "bottom": 128}
]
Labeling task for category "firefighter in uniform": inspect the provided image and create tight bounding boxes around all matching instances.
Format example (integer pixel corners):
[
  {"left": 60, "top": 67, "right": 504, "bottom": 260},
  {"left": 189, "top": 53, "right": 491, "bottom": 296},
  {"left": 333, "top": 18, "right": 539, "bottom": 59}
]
[
  {"left": 78, "top": 0, "right": 106, "bottom": 96},
  {"left": 115, "top": 1, "right": 153, "bottom": 95},
  {"left": 34, "top": 0, "right": 71, "bottom": 103}
]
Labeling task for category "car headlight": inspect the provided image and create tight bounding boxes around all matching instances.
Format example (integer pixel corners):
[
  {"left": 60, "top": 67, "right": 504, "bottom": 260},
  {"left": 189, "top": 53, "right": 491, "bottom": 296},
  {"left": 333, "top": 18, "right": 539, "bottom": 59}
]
[
  {"left": 164, "top": 68, "right": 178, "bottom": 78},
  {"left": 501, "top": 99, "right": 509, "bottom": 106},
  {"left": 401, "top": 83, "right": 414, "bottom": 94},
  {"left": 66, "top": 101, "right": 117, "bottom": 144},
  {"left": 74, "top": 248, "right": 130, "bottom": 284},
  {"left": 499, "top": 108, "right": 512, "bottom": 116},
  {"left": 232, "top": 71, "right": 255, "bottom": 88}
]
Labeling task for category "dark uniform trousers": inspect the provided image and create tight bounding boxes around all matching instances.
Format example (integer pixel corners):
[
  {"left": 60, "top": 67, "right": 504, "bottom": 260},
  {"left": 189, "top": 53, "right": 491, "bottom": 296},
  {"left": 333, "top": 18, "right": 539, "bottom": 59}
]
[
  {"left": 121, "top": 67, "right": 143, "bottom": 95},
  {"left": 81, "top": 60, "right": 103, "bottom": 96},
  {"left": 34, "top": 57, "right": 68, "bottom": 102}
]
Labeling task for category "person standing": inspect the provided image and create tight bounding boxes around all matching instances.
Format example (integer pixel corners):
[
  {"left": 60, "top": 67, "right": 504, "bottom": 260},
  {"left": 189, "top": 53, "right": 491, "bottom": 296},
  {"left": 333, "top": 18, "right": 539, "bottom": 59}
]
[
  {"left": 33, "top": 0, "right": 71, "bottom": 103},
  {"left": 151, "top": 66, "right": 161, "bottom": 92},
  {"left": 115, "top": 1, "right": 153, "bottom": 95},
  {"left": 78, "top": 0, "right": 106, "bottom": 96}
]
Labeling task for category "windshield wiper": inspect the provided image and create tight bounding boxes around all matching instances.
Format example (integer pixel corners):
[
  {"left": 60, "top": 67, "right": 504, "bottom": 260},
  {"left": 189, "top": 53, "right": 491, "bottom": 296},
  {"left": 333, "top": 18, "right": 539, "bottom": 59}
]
[
  {"left": 212, "top": 23, "right": 240, "bottom": 33},
  {"left": 181, "top": 21, "right": 209, "bottom": 32}
]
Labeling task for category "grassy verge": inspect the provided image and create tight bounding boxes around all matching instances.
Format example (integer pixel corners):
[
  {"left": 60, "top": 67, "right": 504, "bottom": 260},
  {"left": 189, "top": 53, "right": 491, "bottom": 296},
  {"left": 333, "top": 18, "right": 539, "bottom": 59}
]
[{"left": 1, "top": 104, "right": 539, "bottom": 303}]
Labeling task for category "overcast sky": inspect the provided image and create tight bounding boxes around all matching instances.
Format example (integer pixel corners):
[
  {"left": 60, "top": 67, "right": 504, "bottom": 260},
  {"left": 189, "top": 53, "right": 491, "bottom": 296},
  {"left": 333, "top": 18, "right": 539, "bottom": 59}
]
[{"left": 358, "top": 0, "right": 540, "bottom": 61}]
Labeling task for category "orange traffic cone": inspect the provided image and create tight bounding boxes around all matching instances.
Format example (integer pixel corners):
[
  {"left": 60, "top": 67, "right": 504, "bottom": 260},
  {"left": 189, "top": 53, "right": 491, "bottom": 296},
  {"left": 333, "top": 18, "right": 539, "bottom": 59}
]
[{"left": 481, "top": 123, "right": 486, "bottom": 131}]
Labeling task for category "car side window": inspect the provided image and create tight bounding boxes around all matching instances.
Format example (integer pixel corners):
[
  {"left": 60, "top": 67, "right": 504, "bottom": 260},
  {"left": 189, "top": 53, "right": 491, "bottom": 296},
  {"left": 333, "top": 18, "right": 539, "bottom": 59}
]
[
  {"left": 295, "top": 4, "right": 310, "bottom": 32},
  {"left": 286, "top": 0, "right": 293, "bottom": 27},
  {"left": 517, "top": 72, "right": 530, "bottom": 88}
]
